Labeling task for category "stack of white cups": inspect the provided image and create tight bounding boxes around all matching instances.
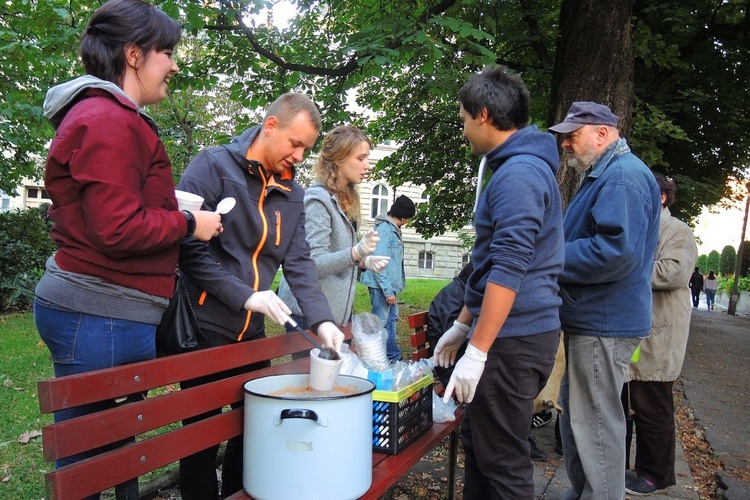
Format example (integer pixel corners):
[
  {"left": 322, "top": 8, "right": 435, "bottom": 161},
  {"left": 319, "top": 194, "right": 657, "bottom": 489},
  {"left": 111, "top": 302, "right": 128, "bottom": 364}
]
[
  {"left": 175, "top": 189, "right": 204, "bottom": 211},
  {"left": 355, "top": 332, "right": 389, "bottom": 371}
]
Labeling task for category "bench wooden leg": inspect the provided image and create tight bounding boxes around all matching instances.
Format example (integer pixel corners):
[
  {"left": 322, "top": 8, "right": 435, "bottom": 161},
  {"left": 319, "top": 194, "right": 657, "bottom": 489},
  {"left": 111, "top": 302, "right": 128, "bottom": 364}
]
[{"left": 448, "top": 427, "right": 459, "bottom": 499}]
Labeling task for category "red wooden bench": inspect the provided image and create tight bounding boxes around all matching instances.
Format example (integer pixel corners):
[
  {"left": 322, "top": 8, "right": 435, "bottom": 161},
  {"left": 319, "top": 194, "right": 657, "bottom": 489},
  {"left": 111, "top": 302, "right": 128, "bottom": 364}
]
[
  {"left": 408, "top": 311, "right": 431, "bottom": 362},
  {"left": 37, "top": 318, "right": 463, "bottom": 499}
]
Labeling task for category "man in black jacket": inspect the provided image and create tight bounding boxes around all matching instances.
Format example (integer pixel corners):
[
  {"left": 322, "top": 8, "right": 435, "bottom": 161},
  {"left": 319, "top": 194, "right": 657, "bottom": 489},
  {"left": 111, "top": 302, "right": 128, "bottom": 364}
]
[
  {"left": 177, "top": 93, "right": 344, "bottom": 499},
  {"left": 689, "top": 267, "right": 704, "bottom": 308},
  {"left": 426, "top": 262, "right": 473, "bottom": 387}
]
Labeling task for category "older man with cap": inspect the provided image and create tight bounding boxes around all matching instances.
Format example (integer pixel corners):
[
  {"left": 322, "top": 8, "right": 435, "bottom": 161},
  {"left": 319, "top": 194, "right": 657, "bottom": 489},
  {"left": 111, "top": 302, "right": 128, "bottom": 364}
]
[
  {"left": 550, "top": 102, "right": 661, "bottom": 499},
  {"left": 361, "top": 195, "right": 416, "bottom": 361}
]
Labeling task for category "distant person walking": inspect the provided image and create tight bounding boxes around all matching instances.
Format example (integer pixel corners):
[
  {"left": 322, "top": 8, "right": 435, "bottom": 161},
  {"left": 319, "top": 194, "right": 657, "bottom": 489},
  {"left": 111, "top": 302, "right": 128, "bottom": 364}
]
[
  {"left": 689, "top": 267, "right": 704, "bottom": 308},
  {"left": 704, "top": 270, "right": 718, "bottom": 310}
]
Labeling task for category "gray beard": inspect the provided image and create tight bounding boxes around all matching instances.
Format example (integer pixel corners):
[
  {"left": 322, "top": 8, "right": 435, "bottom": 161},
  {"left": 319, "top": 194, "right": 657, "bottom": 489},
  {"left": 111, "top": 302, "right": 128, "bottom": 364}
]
[
  {"left": 565, "top": 151, "right": 598, "bottom": 174},
  {"left": 564, "top": 153, "right": 588, "bottom": 173}
]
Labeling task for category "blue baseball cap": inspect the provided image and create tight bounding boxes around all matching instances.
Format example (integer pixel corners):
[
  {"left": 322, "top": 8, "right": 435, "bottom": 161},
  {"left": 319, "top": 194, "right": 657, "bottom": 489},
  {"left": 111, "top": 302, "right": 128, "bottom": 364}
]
[{"left": 549, "top": 101, "right": 619, "bottom": 133}]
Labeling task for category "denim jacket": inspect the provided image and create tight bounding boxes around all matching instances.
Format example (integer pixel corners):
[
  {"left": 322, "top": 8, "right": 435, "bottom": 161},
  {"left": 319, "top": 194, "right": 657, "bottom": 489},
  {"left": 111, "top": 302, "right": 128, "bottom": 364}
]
[
  {"left": 360, "top": 215, "right": 405, "bottom": 297},
  {"left": 558, "top": 138, "right": 661, "bottom": 338}
]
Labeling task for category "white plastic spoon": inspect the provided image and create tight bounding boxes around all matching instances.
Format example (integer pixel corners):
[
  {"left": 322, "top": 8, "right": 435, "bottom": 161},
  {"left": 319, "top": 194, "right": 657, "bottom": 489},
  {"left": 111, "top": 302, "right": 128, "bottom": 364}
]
[{"left": 215, "top": 197, "right": 236, "bottom": 215}]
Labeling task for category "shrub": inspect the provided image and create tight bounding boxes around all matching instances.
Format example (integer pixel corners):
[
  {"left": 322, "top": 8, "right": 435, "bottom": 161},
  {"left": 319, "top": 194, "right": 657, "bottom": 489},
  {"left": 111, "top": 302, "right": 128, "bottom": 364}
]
[
  {"left": 0, "top": 206, "right": 55, "bottom": 312},
  {"left": 697, "top": 254, "right": 708, "bottom": 274},
  {"left": 720, "top": 245, "right": 737, "bottom": 276},
  {"left": 706, "top": 250, "right": 720, "bottom": 276},
  {"left": 720, "top": 275, "right": 750, "bottom": 294}
]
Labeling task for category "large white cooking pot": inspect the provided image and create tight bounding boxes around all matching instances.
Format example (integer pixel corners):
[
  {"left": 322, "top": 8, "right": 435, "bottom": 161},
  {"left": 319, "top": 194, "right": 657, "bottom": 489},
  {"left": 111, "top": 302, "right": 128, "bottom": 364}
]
[{"left": 243, "top": 374, "right": 375, "bottom": 500}]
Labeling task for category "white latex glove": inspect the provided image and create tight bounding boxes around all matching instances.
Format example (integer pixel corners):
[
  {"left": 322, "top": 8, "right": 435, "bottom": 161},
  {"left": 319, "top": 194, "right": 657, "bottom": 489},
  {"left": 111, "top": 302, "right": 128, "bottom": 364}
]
[
  {"left": 243, "top": 290, "right": 292, "bottom": 326},
  {"left": 362, "top": 255, "right": 390, "bottom": 273},
  {"left": 433, "top": 320, "right": 470, "bottom": 368},
  {"left": 316, "top": 321, "right": 345, "bottom": 352},
  {"left": 353, "top": 230, "right": 379, "bottom": 260},
  {"left": 443, "top": 344, "right": 487, "bottom": 404}
]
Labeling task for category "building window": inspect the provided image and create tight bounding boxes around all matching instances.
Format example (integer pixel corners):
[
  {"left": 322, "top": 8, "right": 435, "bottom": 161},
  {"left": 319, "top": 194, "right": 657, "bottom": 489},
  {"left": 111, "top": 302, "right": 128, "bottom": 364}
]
[
  {"left": 462, "top": 253, "right": 471, "bottom": 267},
  {"left": 418, "top": 251, "right": 434, "bottom": 270},
  {"left": 370, "top": 184, "right": 389, "bottom": 218},
  {"left": 25, "top": 186, "right": 51, "bottom": 208},
  {"left": 0, "top": 191, "right": 10, "bottom": 213}
]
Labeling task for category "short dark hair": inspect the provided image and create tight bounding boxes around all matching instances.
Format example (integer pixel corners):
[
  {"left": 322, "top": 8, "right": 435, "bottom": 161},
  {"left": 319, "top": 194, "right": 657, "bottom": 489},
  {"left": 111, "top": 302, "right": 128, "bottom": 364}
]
[
  {"left": 653, "top": 172, "right": 676, "bottom": 208},
  {"left": 80, "top": 0, "right": 181, "bottom": 86},
  {"left": 458, "top": 66, "right": 530, "bottom": 131},
  {"left": 265, "top": 93, "right": 322, "bottom": 132}
]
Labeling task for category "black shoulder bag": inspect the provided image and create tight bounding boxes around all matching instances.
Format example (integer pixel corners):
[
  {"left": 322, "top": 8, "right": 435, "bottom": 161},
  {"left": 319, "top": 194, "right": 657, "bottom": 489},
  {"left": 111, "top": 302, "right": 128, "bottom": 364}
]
[{"left": 156, "top": 269, "right": 202, "bottom": 356}]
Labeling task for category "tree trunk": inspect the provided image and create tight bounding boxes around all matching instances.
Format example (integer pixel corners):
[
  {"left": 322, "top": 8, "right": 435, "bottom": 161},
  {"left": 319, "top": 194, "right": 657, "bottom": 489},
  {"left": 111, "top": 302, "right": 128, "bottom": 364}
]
[{"left": 548, "top": 0, "right": 635, "bottom": 206}]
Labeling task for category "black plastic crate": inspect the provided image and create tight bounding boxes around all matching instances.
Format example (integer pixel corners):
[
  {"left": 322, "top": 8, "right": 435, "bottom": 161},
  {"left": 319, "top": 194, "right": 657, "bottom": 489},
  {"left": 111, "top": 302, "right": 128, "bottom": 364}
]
[{"left": 372, "top": 376, "right": 434, "bottom": 454}]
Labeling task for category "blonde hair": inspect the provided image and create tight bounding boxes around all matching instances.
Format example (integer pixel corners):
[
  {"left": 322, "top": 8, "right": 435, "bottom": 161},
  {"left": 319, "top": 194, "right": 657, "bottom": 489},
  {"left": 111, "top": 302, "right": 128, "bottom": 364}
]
[{"left": 315, "top": 125, "right": 372, "bottom": 225}]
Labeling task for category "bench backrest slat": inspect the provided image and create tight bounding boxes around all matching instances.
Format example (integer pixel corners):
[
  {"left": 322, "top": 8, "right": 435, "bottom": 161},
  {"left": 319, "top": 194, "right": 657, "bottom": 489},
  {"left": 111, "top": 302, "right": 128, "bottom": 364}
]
[
  {"left": 407, "top": 311, "right": 428, "bottom": 331},
  {"left": 408, "top": 312, "right": 430, "bottom": 361}
]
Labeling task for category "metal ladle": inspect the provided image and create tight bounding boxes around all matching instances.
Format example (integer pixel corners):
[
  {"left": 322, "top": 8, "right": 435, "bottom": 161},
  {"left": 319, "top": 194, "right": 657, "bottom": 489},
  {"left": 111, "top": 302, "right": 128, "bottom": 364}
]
[
  {"left": 215, "top": 197, "right": 236, "bottom": 215},
  {"left": 286, "top": 318, "right": 341, "bottom": 360}
]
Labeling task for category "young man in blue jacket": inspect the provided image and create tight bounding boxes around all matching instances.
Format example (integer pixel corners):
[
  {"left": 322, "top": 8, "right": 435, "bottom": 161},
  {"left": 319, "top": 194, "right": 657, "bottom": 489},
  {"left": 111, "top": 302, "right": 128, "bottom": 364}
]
[
  {"left": 360, "top": 194, "right": 416, "bottom": 362},
  {"left": 434, "top": 66, "right": 565, "bottom": 498},
  {"left": 551, "top": 102, "right": 661, "bottom": 499}
]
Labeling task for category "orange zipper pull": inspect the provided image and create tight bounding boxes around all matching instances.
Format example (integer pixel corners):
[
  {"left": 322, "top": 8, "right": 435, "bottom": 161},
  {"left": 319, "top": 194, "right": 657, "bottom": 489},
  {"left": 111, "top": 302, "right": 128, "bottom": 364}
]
[{"left": 275, "top": 211, "right": 281, "bottom": 246}]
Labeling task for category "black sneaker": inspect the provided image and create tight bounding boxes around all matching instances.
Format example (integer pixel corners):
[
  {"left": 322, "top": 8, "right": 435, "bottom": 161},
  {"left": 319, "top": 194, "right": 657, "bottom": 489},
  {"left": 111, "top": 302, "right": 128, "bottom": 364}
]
[
  {"left": 529, "top": 436, "right": 547, "bottom": 461},
  {"left": 625, "top": 475, "right": 661, "bottom": 496},
  {"left": 531, "top": 410, "right": 554, "bottom": 428}
]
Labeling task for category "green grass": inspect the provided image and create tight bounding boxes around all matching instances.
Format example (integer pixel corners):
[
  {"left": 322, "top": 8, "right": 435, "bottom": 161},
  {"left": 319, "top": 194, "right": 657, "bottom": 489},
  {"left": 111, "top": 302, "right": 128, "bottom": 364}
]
[
  {"left": 0, "top": 278, "right": 449, "bottom": 498},
  {"left": 0, "top": 313, "right": 53, "bottom": 499}
]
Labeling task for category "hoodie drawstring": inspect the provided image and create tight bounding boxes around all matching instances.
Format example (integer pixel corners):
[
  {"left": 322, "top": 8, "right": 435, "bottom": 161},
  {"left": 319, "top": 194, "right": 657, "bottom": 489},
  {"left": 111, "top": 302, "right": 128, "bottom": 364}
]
[{"left": 472, "top": 156, "right": 487, "bottom": 219}]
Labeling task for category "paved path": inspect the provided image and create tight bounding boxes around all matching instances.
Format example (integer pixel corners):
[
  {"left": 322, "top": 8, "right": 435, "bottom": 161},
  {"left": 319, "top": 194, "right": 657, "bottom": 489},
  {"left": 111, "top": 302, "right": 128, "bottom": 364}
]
[
  {"left": 680, "top": 304, "right": 750, "bottom": 498},
  {"left": 531, "top": 411, "right": 698, "bottom": 499}
]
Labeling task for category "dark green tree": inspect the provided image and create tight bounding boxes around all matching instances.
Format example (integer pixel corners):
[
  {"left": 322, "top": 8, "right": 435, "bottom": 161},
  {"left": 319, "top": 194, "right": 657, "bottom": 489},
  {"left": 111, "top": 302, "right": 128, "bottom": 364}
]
[
  {"left": 740, "top": 242, "right": 750, "bottom": 278},
  {"left": 720, "top": 245, "right": 737, "bottom": 276},
  {"left": 706, "top": 250, "right": 721, "bottom": 275},
  {"left": 697, "top": 254, "right": 708, "bottom": 274}
]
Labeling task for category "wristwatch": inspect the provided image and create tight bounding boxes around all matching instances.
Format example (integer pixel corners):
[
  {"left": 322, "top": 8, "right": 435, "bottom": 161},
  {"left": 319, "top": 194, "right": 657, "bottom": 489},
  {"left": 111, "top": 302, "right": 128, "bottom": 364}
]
[{"left": 181, "top": 210, "right": 196, "bottom": 238}]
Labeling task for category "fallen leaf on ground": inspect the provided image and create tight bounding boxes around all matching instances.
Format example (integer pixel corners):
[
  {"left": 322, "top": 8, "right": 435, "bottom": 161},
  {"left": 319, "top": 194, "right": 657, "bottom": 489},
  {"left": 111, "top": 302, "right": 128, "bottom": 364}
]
[{"left": 17, "top": 430, "right": 42, "bottom": 444}]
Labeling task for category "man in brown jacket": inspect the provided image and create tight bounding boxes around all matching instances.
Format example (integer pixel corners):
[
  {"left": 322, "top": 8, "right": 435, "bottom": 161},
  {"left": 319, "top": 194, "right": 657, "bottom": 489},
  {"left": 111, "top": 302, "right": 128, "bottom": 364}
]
[{"left": 623, "top": 173, "right": 698, "bottom": 495}]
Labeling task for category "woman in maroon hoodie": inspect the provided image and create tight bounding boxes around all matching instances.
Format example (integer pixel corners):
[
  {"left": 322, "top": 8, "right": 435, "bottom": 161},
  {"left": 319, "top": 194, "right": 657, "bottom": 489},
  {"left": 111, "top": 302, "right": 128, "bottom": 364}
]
[{"left": 33, "top": 1, "right": 221, "bottom": 495}]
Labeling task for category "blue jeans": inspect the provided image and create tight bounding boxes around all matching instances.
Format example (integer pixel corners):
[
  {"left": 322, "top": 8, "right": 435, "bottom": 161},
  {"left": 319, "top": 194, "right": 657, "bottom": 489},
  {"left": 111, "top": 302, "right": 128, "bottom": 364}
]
[
  {"left": 34, "top": 297, "right": 155, "bottom": 499},
  {"left": 560, "top": 334, "right": 640, "bottom": 500},
  {"left": 705, "top": 290, "right": 716, "bottom": 309},
  {"left": 368, "top": 288, "right": 401, "bottom": 362}
]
